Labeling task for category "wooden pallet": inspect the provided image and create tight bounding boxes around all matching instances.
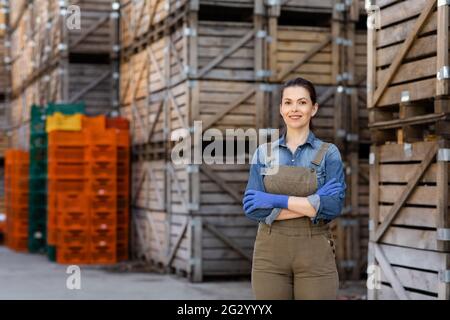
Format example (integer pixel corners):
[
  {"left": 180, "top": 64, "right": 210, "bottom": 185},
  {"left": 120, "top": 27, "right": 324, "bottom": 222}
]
[
  {"left": 368, "top": 140, "right": 450, "bottom": 300},
  {"left": 131, "top": 159, "right": 255, "bottom": 280},
  {"left": 367, "top": 0, "right": 450, "bottom": 144}
]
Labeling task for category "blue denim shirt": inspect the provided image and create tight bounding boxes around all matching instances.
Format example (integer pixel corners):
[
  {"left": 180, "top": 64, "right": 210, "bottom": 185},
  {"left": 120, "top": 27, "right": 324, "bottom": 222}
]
[{"left": 244, "top": 130, "right": 346, "bottom": 225}]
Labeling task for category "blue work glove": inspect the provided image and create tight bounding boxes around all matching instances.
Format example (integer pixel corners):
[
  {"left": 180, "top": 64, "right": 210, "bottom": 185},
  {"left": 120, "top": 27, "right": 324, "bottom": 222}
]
[
  {"left": 316, "top": 178, "right": 343, "bottom": 197},
  {"left": 243, "top": 190, "right": 289, "bottom": 215}
]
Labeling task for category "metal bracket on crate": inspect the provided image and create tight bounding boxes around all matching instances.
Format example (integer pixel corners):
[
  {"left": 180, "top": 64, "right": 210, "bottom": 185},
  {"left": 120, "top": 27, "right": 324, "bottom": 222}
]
[
  {"left": 187, "top": 202, "right": 200, "bottom": 211},
  {"left": 183, "top": 27, "right": 197, "bottom": 37},
  {"left": 346, "top": 133, "right": 359, "bottom": 142},
  {"left": 187, "top": 80, "right": 197, "bottom": 88},
  {"left": 58, "top": 43, "right": 68, "bottom": 52},
  {"left": 339, "top": 260, "right": 357, "bottom": 268},
  {"left": 259, "top": 83, "right": 274, "bottom": 92},
  {"left": 437, "top": 228, "right": 450, "bottom": 241},
  {"left": 439, "top": 270, "right": 450, "bottom": 283},
  {"left": 341, "top": 206, "right": 353, "bottom": 215},
  {"left": 256, "top": 69, "right": 272, "bottom": 78},
  {"left": 337, "top": 86, "right": 355, "bottom": 95},
  {"left": 112, "top": 2, "right": 120, "bottom": 11},
  {"left": 400, "top": 90, "right": 410, "bottom": 103},
  {"left": 110, "top": 11, "right": 120, "bottom": 19},
  {"left": 186, "top": 164, "right": 199, "bottom": 174},
  {"left": 337, "top": 129, "right": 347, "bottom": 138},
  {"left": 256, "top": 30, "right": 267, "bottom": 39},
  {"left": 335, "top": 37, "right": 353, "bottom": 47},
  {"left": 266, "top": 0, "right": 280, "bottom": 6},
  {"left": 438, "top": 149, "right": 450, "bottom": 162},
  {"left": 189, "top": 257, "right": 201, "bottom": 267},
  {"left": 335, "top": 3, "right": 347, "bottom": 12},
  {"left": 403, "top": 143, "right": 412, "bottom": 158},
  {"left": 438, "top": 0, "right": 450, "bottom": 7},
  {"left": 336, "top": 72, "right": 353, "bottom": 82},
  {"left": 368, "top": 219, "right": 375, "bottom": 231},
  {"left": 437, "top": 66, "right": 450, "bottom": 81}
]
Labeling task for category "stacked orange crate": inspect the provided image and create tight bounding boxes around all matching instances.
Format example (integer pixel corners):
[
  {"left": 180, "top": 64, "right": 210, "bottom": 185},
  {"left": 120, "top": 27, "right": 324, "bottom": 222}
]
[
  {"left": 107, "top": 118, "right": 130, "bottom": 261},
  {"left": 4, "top": 150, "right": 29, "bottom": 252},
  {"left": 47, "top": 131, "right": 89, "bottom": 263},
  {"left": 87, "top": 125, "right": 118, "bottom": 264}
]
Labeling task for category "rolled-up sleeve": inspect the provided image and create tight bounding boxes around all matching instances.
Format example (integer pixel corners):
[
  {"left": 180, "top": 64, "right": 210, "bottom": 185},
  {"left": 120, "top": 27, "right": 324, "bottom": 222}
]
[
  {"left": 312, "top": 145, "right": 346, "bottom": 224},
  {"left": 243, "top": 146, "right": 279, "bottom": 223}
]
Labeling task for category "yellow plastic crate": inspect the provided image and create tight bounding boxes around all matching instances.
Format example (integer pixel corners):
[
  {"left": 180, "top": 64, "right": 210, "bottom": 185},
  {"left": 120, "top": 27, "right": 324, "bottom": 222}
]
[{"left": 46, "top": 113, "right": 83, "bottom": 133}]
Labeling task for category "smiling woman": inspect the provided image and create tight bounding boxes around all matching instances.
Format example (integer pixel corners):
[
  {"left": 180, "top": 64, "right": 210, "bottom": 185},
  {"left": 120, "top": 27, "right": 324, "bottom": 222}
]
[{"left": 242, "top": 77, "right": 346, "bottom": 300}]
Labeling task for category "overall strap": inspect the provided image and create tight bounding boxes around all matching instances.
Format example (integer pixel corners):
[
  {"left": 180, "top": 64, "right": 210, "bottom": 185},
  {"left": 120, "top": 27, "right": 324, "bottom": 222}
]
[{"left": 311, "top": 142, "right": 331, "bottom": 166}]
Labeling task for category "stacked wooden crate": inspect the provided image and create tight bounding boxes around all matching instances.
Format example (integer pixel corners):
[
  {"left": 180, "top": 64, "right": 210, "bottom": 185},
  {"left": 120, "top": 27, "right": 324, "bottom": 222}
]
[
  {"left": 367, "top": 0, "right": 450, "bottom": 299},
  {"left": 6, "top": 0, "right": 120, "bottom": 150},
  {"left": 121, "top": 0, "right": 271, "bottom": 281}
]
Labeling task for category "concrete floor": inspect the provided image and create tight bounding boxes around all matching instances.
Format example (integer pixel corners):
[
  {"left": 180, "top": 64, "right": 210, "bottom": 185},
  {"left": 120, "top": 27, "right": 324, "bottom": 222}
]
[{"left": 0, "top": 246, "right": 366, "bottom": 300}]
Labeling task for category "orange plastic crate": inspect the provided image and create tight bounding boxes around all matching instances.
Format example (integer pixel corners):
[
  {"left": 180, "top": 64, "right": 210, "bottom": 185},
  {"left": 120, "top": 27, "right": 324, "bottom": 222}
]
[
  {"left": 88, "top": 145, "right": 117, "bottom": 162},
  {"left": 48, "top": 178, "right": 89, "bottom": 194},
  {"left": 91, "top": 195, "right": 116, "bottom": 211},
  {"left": 57, "top": 229, "right": 90, "bottom": 247},
  {"left": 90, "top": 161, "right": 117, "bottom": 178},
  {"left": 117, "top": 209, "right": 129, "bottom": 225},
  {"left": 90, "top": 178, "right": 117, "bottom": 196},
  {"left": 8, "top": 204, "right": 29, "bottom": 220},
  {"left": 91, "top": 211, "right": 116, "bottom": 228},
  {"left": 57, "top": 211, "right": 90, "bottom": 230},
  {"left": 90, "top": 226, "right": 116, "bottom": 243},
  {"left": 57, "top": 193, "right": 88, "bottom": 211},
  {"left": 48, "top": 131, "right": 87, "bottom": 147},
  {"left": 8, "top": 221, "right": 29, "bottom": 237},
  {"left": 48, "top": 146, "right": 86, "bottom": 162},
  {"left": 83, "top": 115, "right": 106, "bottom": 132},
  {"left": 6, "top": 236, "right": 28, "bottom": 252},
  {"left": 56, "top": 245, "right": 91, "bottom": 265},
  {"left": 90, "top": 245, "right": 116, "bottom": 264},
  {"left": 117, "top": 225, "right": 129, "bottom": 241},
  {"left": 48, "top": 161, "right": 88, "bottom": 178},
  {"left": 106, "top": 117, "right": 129, "bottom": 130},
  {"left": 116, "top": 241, "right": 129, "bottom": 262},
  {"left": 8, "top": 192, "right": 29, "bottom": 205}
]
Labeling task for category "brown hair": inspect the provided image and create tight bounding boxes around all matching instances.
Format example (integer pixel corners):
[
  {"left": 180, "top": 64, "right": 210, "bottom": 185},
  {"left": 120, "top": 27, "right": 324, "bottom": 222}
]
[{"left": 279, "top": 77, "right": 317, "bottom": 136}]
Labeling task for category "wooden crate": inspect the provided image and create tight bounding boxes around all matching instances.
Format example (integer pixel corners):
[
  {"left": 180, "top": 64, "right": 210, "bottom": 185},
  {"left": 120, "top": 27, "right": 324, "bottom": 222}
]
[
  {"left": 132, "top": 158, "right": 255, "bottom": 280},
  {"left": 9, "top": 0, "right": 119, "bottom": 97},
  {"left": 121, "top": 16, "right": 265, "bottom": 84},
  {"left": 120, "top": 0, "right": 187, "bottom": 50},
  {"left": 121, "top": 79, "right": 270, "bottom": 146},
  {"left": 368, "top": 140, "right": 450, "bottom": 300},
  {"left": 367, "top": 0, "right": 450, "bottom": 143},
  {"left": 267, "top": 25, "right": 333, "bottom": 85}
]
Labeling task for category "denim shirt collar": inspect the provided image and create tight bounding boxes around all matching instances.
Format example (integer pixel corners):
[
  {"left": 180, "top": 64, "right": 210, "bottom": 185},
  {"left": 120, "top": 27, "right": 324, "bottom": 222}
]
[{"left": 277, "top": 130, "right": 316, "bottom": 149}]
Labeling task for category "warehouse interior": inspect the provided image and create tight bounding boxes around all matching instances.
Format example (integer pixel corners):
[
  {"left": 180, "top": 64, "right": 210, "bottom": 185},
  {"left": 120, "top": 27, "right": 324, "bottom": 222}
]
[{"left": 0, "top": 0, "right": 448, "bottom": 300}]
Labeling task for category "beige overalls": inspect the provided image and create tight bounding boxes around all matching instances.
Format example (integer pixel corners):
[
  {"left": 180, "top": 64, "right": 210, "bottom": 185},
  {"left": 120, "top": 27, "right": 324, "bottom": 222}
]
[{"left": 251, "top": 142, "right": 339, "bottom": 300}]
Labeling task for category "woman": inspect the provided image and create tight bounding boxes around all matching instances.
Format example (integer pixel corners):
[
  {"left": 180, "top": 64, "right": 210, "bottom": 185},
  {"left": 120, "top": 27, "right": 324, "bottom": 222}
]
[{"left": 243, "top": 77, "right": 346, "bottom": 300}]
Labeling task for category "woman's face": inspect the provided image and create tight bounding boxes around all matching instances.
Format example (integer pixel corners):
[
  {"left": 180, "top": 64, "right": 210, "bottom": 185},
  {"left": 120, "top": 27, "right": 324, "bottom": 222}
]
[{"left": 279, "top": 86, "right": 318, "bottom": 130}]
